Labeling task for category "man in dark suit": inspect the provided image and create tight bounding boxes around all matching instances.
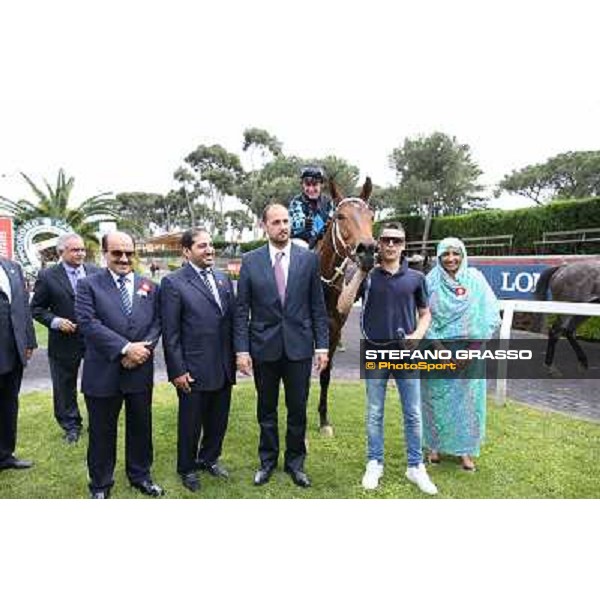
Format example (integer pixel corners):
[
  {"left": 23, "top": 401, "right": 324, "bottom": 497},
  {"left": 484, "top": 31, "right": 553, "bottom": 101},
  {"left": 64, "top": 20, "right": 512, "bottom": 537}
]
[
  {"left": 235, "top": 203, "right": 329, "bottom": 488},
  {"left": 31, "top": 233, "right": 101, "bottom": 443},
  {"left": 161, "top": 228, "right": 235, "bottom": 493},
  {"left": 0, "top": 256, "right": 36, "bottom": 471},
  {"left": 75, "top": 231, "right": 163, "bottom": 499}
]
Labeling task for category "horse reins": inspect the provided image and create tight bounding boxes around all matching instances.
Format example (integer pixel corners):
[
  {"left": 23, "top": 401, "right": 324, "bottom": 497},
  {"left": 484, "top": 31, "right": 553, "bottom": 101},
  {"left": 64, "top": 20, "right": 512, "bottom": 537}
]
[{"left": 320, "top": 197, "right": 370, "bottom": 290}]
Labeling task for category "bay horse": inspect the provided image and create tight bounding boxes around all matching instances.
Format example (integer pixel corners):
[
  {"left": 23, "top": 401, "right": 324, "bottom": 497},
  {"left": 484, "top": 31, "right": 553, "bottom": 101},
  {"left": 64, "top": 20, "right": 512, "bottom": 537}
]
[
  {"left": 533, "top": 260, "right": 600, "bottom": 374},
  {"left": 314, "top": 177, "right": 376, "bottom": 435}
]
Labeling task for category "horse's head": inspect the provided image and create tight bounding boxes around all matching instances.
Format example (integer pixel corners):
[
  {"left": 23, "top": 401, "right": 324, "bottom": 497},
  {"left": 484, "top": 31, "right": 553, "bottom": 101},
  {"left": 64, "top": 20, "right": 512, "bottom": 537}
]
[{"left": 328, "top": 177, "right": 377, "bottom": 269}]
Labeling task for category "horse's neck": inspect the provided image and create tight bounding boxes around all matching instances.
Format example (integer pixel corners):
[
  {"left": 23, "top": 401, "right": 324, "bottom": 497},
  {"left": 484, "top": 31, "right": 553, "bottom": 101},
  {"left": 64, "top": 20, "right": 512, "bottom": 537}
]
[{"left": 317, "top": 224, "right": 341, "bottom": 281}]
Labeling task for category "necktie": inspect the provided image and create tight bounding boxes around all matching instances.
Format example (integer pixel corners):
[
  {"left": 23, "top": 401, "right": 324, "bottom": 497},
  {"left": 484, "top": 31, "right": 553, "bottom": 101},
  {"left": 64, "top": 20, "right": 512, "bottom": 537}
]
[
  {"left": 118, "top": 275, "right": 132, "bottom": 316},
  {"left": 273, "top": 252, "right": 286, "bottom": 305},
  {"left": 199, "top": 268, "right": 222, "bottom": 311},
  {"left": 69, "top": 268, "right": 80, "bottom": 292}
]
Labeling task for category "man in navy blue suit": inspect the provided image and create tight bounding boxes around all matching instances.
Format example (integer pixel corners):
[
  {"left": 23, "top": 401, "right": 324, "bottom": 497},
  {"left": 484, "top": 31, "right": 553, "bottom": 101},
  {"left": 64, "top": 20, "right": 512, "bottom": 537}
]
[
  {"left": 235, "top": 203, "right": 329, "bottom": 488},
  {"left": 161, "top": 228, "right": 235, "bottom": 493},
  {"left": 0, "top": 256, "right": 36, "bottom": 472},
  {"left": 31, "top": 233, "right": 101, "bottom": 443},
  {"left": 75, "top": 232, "right": 163, "bottom": 499}
]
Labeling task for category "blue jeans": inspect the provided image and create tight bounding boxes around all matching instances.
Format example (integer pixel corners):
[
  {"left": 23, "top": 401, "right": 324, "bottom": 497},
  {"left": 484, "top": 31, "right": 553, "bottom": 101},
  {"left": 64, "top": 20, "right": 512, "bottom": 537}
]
[{"left": 365, "top": 371, "right": 423, "bottom": 467}]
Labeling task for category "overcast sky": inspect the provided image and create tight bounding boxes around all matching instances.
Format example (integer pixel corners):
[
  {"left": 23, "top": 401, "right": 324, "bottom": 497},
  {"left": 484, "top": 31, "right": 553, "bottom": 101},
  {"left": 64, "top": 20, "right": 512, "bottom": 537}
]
[{"left": 1, "top": 0, "right": 599, "bottom": 211}]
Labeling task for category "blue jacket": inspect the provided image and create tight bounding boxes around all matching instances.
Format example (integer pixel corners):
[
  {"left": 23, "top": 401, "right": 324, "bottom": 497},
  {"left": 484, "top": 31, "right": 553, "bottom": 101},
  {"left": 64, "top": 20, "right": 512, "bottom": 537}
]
[
  {"left": 75, "top": 269, "right": 161, "bottom": 397},
  {"left": 234, "top": 244, "right": 329, "bottom": 362},
  {"left": 0, "top": 259, "right": 37, "bottom": 373},
  {"left": 288, "top": 193, "right": 333, "bottom": 246},
  {"left": 161, "top": 264, "right": 236, "bottom": 391}
]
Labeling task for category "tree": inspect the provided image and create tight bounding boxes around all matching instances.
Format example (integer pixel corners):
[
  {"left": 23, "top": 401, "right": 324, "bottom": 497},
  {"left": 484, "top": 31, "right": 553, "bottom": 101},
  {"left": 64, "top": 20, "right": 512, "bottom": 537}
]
[
  {"left": 389, "top": 132, "right": 484, "bottom": 251},
  {"left": 242, "top": 127, "right": 283, "bottom": 168},
  {"left": 117, "top": 192, "right": 170, "bottom": 236},
  {"left": 497, "top": 151, "right": 600, "bottom": 204},
  {"left": 0, "top": 169, "right": 119, "bottom": 251},
  {"left": 184, "top": 144, "right": 244, "bottom": 233},
  {"left": 225, "top": 209, "right": 254, "bottom": 241}
]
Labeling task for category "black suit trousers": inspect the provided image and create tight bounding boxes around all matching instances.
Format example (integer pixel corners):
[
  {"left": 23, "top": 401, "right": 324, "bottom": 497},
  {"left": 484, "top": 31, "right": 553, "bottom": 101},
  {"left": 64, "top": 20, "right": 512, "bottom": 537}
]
[
  {"left": 0, "top": 366, "right": 23, "bottom": 462},
  {"left": 253, "top": 357, "right": 312, "bottom": 472},
  {"left": 84, "top": 391, "right": 153, "bottom": 493},
  {"left": 48, "top": 356, "right": 83, "bottom": 433},
  {"left": 177, "top": 385, "right": 232, "bottom": 475}
]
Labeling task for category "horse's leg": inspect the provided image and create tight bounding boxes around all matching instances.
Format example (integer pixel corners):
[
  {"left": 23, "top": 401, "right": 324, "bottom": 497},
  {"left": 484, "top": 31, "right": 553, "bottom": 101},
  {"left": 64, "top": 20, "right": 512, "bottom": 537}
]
[
  {"left": 563, "top": 315, "right": 590, "bottom": 371},
  {"left": 545, "top": 317, "right": 563, "bottom": 376}
]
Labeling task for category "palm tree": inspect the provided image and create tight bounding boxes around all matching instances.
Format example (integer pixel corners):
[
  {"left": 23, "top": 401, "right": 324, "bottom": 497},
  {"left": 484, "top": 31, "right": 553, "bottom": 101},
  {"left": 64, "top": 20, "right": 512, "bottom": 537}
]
[{"left": 0, "top": 169, "right": 119, "bottom": 253}]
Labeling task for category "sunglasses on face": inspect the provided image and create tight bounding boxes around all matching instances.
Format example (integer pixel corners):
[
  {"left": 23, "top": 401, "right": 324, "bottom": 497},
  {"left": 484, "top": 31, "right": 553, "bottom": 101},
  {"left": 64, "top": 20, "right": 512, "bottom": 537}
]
[
  {"left": 379, "top": 237, "right": 405, "bottom": 246},
  {"left": 109, "top": 250, "right": 135, "bottom": 259}
]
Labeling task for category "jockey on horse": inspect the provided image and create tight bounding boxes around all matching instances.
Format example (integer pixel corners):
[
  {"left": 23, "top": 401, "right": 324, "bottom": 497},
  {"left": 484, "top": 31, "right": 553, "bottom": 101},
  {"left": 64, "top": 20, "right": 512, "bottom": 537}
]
[{"left": 289, "top": 166, "right": 334, "bottom": 249}]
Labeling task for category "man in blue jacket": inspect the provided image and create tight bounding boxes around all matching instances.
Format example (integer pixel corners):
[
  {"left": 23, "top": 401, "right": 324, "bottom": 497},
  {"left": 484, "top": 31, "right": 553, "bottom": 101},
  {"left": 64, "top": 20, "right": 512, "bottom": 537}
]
[
  {"left": 161, "top": 228, "right": 235, "bottom": 493},
  {"left": 235, "top": 204, "right": 329, "bottom": 488},
  {"left": 75, "top": 231, "right": 163, "bottom": 499},
  {"left": 0, "top": 256, "right": 36, "bottom": 472}
]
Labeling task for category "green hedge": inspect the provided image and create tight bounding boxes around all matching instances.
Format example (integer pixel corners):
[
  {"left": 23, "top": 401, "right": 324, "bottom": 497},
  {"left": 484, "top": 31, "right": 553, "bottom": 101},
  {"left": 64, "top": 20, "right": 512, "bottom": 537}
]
[{"left": 385, "top": 196, "right": 600, "bottom": 254}]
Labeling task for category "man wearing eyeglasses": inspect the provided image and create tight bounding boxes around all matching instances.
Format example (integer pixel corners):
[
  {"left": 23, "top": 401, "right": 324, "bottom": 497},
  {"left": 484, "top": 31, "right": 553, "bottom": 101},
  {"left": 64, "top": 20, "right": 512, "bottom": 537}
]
[
  {"left": 289, "top": 166, "right": 333, "bottom": 249},
  {"left": 337, "top": 223, "right": 438, "bottom": 495},
  {"left": 31, "top": 233, "right": 101, "bottom": 444},
  {"left": 161, "top": 228, "right": 235, "bottom": 493},
  {"left": 75, "top": 232, "right": 163, "bottom": 499}
]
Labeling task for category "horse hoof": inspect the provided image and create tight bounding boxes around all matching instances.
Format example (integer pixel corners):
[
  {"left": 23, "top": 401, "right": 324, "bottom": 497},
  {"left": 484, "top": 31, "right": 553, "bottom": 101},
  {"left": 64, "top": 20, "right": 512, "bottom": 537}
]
[{"left": 320, "top": 425, "right": 334, "bottom": 437}]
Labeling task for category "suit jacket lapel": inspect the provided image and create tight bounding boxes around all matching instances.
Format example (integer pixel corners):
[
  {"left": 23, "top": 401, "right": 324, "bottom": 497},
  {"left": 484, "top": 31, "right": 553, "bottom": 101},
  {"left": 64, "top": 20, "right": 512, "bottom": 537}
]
[
  {"left": 0, "top": 260, "right": 18, "bottom": 301},
  {"left": 102, "top": 269, "right": 130, "bottom": 320},
  {"left": 259, "top": 245, "right": 282, "bottom": 306},
  {"left": 185, "top": 263, "right": 221, "bottom": 311},
  {"left": 56, "top": 264, "right": 75, "bottom": 297},
  {"left": 285, "top": 244, "right": 301, "bottom": 305}
]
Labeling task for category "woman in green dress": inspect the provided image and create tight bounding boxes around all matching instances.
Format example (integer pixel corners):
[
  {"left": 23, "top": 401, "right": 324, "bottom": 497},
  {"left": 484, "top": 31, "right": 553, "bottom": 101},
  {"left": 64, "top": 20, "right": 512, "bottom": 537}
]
[{"left": 421, "top": 238, "right": 500, "bottom": 471}]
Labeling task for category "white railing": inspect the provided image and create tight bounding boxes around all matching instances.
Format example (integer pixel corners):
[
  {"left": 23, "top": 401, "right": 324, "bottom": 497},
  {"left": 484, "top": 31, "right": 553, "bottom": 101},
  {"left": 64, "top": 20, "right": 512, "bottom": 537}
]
[{"left": 495, "top": 299, "right": 600, "bottom": 405}]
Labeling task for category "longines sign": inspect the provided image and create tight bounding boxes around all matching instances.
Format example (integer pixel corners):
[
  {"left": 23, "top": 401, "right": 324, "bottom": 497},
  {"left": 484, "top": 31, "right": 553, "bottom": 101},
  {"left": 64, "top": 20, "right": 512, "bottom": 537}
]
[{"left": 15, "top": 217, "right": 74, "bottom": 275}]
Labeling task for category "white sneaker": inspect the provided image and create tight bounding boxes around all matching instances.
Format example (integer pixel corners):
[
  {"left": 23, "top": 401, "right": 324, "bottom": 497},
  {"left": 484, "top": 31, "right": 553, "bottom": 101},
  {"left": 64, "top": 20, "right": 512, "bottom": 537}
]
[
  {"left": 362, "top": 460, "right": 384, "bottom": 490},
  {"left": 405, "top": 463, "right": 438, "bottom": 495}
]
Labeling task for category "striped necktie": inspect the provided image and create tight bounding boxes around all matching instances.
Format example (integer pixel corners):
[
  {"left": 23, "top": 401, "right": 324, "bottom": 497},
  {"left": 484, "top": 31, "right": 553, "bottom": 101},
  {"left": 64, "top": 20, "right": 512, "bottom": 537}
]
[
  {"left": 199, "top": 268, "right": 222, "bottom": 311},
  {"left": 118, "top": 275, "right": 132, "bottom": 316}
]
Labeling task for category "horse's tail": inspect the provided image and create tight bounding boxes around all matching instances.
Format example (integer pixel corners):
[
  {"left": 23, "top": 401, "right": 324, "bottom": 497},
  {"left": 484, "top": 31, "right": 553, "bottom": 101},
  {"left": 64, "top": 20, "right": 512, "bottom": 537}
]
[{"left": 532, "top": 265, "right": 561, "bottom": 332}]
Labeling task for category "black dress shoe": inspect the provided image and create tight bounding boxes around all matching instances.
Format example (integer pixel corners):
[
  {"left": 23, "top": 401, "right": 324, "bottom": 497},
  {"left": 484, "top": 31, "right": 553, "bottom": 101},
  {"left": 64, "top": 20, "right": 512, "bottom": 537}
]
[
  {"left": 181, "top": 472, "right": 200, "bottom": 492},
  {"left": 90, "top": 490, "right": 110, "bottom": 499},
  {"left": 0, "top": 456, "right": 33, "bottom": 470},
  {"left": 201, "top": 462, "right": 229, "bottom": 479},
  {"left": 284, "top": 467, "right": 311, "bottom": 488},
  {"left": 131, "top": 479, "right": 165, "bottom": 497},
  {"left": 253, "top": 467, "right": 274, "bottom": 486}
]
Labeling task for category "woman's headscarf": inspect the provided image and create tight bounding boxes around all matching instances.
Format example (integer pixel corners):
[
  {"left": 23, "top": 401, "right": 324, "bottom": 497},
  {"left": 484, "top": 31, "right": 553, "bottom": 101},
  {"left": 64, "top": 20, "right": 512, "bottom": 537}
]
[{"left": 426, "top": 237, "right": 500, "bottom": 339}]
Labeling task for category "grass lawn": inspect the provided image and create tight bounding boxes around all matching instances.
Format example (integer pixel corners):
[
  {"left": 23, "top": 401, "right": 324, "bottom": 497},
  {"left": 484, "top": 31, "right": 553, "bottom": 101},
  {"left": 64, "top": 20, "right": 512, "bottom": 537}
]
[
  {"left": 1, "top": 382, "right": 599, "bottom": 499},
  {"left": 33, "top": 321, "right": 48, "bottom": 348}
]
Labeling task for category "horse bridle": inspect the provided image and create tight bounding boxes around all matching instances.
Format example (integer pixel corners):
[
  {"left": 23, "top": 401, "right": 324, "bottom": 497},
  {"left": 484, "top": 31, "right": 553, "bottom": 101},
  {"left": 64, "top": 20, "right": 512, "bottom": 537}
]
[{"left": 320, "top": 197, "right": 371, "bottom": 289}]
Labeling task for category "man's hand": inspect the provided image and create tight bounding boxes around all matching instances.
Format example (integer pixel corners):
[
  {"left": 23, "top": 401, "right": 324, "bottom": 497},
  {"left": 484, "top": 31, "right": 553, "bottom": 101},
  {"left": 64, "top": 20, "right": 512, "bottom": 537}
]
[
  {"left": 25, "top": 348, "right": 35, "bottom": 361},
  {"left": 121, "top": 356, "right": 137, "bottom": 370},
  {"left": 236, "top": 354, "right": 253, "bottom": 376},
  {"left": 404, "top": 332, "right": 422, "bottom": 351},
  {"left": 314, "top": 352, "right": 329, "bottom": 373},
  {"left": 125, "top": 341, "right": 152, "bottom": 366},
  {"left": 58, "top": 319, "right": 78, "bottom": 334},
  {"left": 172, "top": 372, "right": 195, "bottom": 394}
]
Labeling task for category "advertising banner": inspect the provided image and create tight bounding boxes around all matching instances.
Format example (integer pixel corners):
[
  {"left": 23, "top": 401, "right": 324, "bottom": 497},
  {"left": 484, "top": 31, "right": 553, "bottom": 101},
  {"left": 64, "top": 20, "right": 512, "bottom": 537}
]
[{"left": 0, "top": 217, "right": 14, "bottom": 259}]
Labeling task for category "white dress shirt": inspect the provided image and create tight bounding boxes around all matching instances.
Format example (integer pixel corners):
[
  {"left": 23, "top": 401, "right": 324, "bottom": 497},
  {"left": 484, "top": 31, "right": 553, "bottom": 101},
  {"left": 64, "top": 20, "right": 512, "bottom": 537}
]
[
  {"left": 189, "top": 262, "right": 222, "bottom": 310},
  {"left": 268, "top": 242, "right": 291, "bottom": 285},
  {"left": 109, "top": 270, "right": 134, "bottom": 305},
  {"left": 0, "top": 263, "right": 12, "bottom": 303}
]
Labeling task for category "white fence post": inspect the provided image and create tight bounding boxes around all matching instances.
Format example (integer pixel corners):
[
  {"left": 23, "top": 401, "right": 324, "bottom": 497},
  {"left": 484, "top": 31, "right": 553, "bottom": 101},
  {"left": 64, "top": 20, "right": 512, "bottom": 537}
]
[{"left": 494, "top": 299, "right": 600, "bottom": 407}]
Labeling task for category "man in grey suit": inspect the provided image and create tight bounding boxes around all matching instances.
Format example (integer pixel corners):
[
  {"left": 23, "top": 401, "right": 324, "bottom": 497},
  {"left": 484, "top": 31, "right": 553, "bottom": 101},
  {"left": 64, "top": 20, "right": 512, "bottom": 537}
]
[
  {"left": 235, "top": 203, "right": 329, "bottom": 488},
  {"left": 161, "top": 228, "right": 235, "bottom": 493},
  {"left": 31, "top": 233, "right": 101, "bottom": 443},
  {"left": 0, "top": 256, "right": 37, "bottom": 471}
]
